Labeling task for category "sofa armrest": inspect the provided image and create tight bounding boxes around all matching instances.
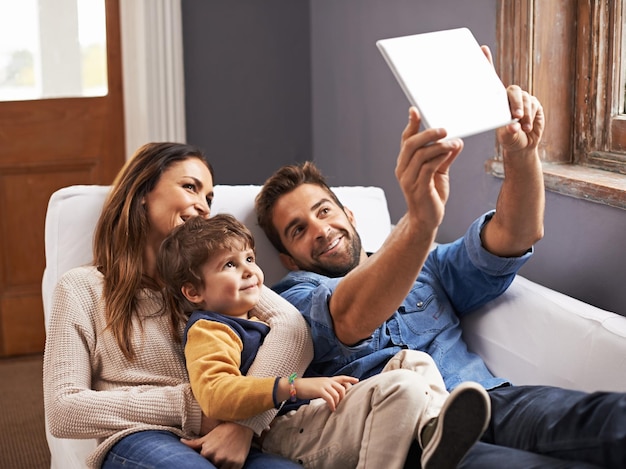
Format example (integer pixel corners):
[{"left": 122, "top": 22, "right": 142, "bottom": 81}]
[{"left": 461, "top": 275, "right": 626, "bottom": 393}]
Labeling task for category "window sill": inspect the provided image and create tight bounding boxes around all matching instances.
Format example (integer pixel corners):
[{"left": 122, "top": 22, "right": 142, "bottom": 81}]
[{"left": 485, "top": 159, "right": 626, "bottom": 210}]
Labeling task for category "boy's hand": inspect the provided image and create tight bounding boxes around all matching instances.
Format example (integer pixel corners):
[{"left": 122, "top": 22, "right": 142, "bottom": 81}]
[{"left": 295, "top": 376, "right": 359, "bottom": 411}]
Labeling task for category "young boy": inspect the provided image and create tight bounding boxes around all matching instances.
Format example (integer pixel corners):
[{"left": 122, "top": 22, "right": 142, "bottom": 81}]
[{"left": 158, "top": 215, "right": 490, "bottom": 469}]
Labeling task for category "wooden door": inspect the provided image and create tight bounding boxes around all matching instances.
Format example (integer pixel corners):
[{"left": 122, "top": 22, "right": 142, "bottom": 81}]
[{"left": 0, "top": 0, "right": 125, "bottom": 356}]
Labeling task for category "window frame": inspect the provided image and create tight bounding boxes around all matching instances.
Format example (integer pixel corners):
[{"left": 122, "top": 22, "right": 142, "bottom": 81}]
[{"left": 487, "top": 0, "right": 626, "bottom": 210}]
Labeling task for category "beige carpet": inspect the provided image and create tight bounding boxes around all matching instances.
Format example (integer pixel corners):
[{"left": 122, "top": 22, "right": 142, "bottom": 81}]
[{"left": 0, "top": 353, "right": 50, "bottom": 469}]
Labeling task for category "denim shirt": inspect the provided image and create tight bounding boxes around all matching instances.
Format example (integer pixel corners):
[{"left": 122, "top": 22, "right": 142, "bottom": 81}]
[{"left": 273, "top": 211, "right": 533, "bottom": 392}]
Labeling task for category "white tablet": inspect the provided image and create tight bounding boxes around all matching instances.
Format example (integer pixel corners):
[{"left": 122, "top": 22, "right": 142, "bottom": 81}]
[{"left": 376, "top": 28, "right": 516, "bottom": 139}]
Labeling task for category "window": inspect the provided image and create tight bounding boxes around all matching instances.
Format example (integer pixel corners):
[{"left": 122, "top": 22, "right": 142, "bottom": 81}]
[
  {"left": 488, "top": 0, "right": 626, "bottom": 210},
  {"left": 0, "top": 0, "right": 107, "bottom": 101}
]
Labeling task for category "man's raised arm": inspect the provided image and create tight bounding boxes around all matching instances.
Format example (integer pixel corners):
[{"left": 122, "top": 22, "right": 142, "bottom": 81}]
[
  {"left": 330, "top": 108, "right": 463, "bottom": 345},
  {"left": 480, "top": 84, "right": 545, "bottom": 257}
]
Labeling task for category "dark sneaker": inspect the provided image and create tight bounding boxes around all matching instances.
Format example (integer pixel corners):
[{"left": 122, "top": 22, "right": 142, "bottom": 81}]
[{"left": 420, "top": 381, "right": 491, "bottom": 469}]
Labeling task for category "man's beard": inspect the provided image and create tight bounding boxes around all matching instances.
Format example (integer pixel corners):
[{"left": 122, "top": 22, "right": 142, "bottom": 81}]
[{"left": 309, "top": 231, "right": 362, "bottom": 278}]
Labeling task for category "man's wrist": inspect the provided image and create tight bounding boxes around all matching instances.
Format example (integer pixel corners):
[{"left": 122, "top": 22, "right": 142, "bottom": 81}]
[{"left": 502, "top": 147, "right": 540, "bottom": 163}]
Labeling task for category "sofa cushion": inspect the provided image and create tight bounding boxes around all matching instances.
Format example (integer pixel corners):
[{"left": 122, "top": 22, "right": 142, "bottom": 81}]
[
  {"left": 462, "top": 275, "right": 626, "bottom": 393},
  {"left": 42, "top": 184, "right": 391, "bottom": 326}
]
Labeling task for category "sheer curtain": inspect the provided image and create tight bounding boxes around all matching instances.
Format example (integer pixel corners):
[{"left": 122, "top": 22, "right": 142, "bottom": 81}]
[{"left": 120, "top": 0, "right": 186, "bottom": 158}]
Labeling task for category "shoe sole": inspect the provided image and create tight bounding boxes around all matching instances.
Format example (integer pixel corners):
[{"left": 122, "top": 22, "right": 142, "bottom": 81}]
[{"left": 421, "top": 382, "right": 491, "bottom": 469}]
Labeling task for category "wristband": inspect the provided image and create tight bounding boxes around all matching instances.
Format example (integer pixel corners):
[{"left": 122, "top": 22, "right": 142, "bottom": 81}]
[{"left": 288, "top": 373, "right": 297, "bottom": 402}]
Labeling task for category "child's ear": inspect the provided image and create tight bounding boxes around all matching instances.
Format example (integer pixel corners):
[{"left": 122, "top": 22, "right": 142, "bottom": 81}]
[{"left": 181, "top": 283, "right": 203, "bottom": 303}]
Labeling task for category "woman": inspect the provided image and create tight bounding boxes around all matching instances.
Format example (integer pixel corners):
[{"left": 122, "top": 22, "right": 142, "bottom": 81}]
[{"left": 43, "top": 142, "right": 312, "bottom": 469}]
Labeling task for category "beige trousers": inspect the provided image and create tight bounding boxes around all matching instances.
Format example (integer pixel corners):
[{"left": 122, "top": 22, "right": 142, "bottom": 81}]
[{"left": 261, "top": 350, "right": 449, "bottom": 469}]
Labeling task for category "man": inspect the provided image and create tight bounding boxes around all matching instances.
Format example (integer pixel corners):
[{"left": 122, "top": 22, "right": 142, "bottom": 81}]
[{"left": 255, "top": 77, "right": 626, "bottom": 467}]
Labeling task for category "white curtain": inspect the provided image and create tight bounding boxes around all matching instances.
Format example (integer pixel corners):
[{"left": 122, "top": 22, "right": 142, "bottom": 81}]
[{"left": 120, "top": 0, "right": 186, "bottom": 159}]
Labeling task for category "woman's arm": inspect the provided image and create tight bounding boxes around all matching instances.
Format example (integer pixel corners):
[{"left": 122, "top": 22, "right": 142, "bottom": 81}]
[
  {"left": 43, "top": 268, "right": 203, "bottom": 439},
  {"left": 237, "top": 285, "right": 313, "bottom": 434}
]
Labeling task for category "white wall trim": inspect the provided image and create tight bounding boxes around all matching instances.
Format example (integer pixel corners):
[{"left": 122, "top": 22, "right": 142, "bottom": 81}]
[{"left": 119, "top": 0, "right": 186, "bottom": 159}]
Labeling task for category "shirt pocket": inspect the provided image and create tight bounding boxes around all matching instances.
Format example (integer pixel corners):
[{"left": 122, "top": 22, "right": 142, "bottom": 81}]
[{"left": 397, "top": 282, "right": 451, "bottom": 336}]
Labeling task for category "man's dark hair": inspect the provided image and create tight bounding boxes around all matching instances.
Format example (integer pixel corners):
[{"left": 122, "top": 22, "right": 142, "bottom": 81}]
[{"left": 255, "top": 161, "right": 344, "bottom": 254}]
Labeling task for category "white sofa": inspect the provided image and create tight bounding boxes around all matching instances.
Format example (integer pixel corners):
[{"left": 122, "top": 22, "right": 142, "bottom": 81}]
[{"left": 43, "top": 184, "right": 626, "bottom": 469}]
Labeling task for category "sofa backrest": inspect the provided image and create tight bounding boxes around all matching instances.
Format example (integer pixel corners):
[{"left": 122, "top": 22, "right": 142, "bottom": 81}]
[{"left": 42, "top": 184, "right": 392, "bottom": 328}]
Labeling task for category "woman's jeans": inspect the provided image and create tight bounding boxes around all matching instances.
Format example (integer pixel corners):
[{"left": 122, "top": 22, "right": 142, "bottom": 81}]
[{"left": 102, "top": 430, "right": 302, "bottom": 469}]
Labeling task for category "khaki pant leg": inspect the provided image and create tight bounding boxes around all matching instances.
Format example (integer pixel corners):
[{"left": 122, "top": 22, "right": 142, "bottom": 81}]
[
  {"left": 262, "top": 368, "right": 435, "bottom": 469},
  {"left": 383, "top": 349, "right": 450, "bottom": 434}
]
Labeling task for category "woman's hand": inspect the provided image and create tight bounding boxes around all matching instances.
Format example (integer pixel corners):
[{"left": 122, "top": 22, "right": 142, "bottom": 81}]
[{"left": 181, "top": 422, "right": 254, "bottom": 469}]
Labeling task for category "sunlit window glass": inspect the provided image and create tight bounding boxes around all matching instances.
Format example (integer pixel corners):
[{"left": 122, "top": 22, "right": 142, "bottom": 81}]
[{"left": 0, "top": 0, "right": 107, "bottom": 102}]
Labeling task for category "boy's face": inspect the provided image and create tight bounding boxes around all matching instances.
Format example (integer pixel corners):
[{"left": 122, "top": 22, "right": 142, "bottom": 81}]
[
  {"left": 184, "top": 245, "right": 264, "bottom": 318},
  {"left": 271, "top": 183, "right": 363, "bottom": 277}
]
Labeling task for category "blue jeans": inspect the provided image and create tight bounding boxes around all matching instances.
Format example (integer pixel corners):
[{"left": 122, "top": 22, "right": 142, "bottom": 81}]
[
  {"left": 458, "top": 385, "right": 626, "bottom": 468},
  {"left": 102, "top": 430, "right": 302, "bottom": 469}
]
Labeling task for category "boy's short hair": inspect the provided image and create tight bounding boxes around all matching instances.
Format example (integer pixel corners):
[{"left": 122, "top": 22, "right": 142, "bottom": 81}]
[{"left": 158, "top": 214, "right": 255, "bottom": 314}]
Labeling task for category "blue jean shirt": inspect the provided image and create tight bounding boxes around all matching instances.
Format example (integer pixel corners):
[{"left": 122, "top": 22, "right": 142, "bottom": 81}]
[{"left": 273, "top": 211, "right": 533, "bottom": 392}]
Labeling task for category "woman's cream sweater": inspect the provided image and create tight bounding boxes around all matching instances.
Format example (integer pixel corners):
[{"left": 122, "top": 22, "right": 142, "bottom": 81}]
[{"left": 43, "top": 265, "right": 313, "bottom": 468}]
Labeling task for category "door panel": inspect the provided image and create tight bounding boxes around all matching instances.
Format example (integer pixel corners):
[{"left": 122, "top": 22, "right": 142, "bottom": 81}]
[{"left": 0, "top": 0, "right": 125, "bottom": 356}]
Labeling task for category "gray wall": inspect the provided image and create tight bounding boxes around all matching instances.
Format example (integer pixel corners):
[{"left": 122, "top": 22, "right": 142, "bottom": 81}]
[
  {"left": 183, "top": 0, "right": 626, "bottom": 316},
  {"left": 182, "top": 0, "right": 312, "bottom": 184}
]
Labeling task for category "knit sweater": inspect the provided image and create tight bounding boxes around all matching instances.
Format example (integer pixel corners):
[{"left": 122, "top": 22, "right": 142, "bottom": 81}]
[{"left": 43, "top": 265, "right": 313, "bottom": 468}]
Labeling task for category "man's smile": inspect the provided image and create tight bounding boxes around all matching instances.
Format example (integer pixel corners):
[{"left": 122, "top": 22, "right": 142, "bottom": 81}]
[{"left": 316, "top": 234, "right": 343, "bottom": 257}]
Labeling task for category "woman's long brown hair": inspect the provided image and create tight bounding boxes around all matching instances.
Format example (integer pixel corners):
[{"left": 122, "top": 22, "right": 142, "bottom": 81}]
[{"left": 93, "top": 142, "right": 214, "bottom": 360}]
